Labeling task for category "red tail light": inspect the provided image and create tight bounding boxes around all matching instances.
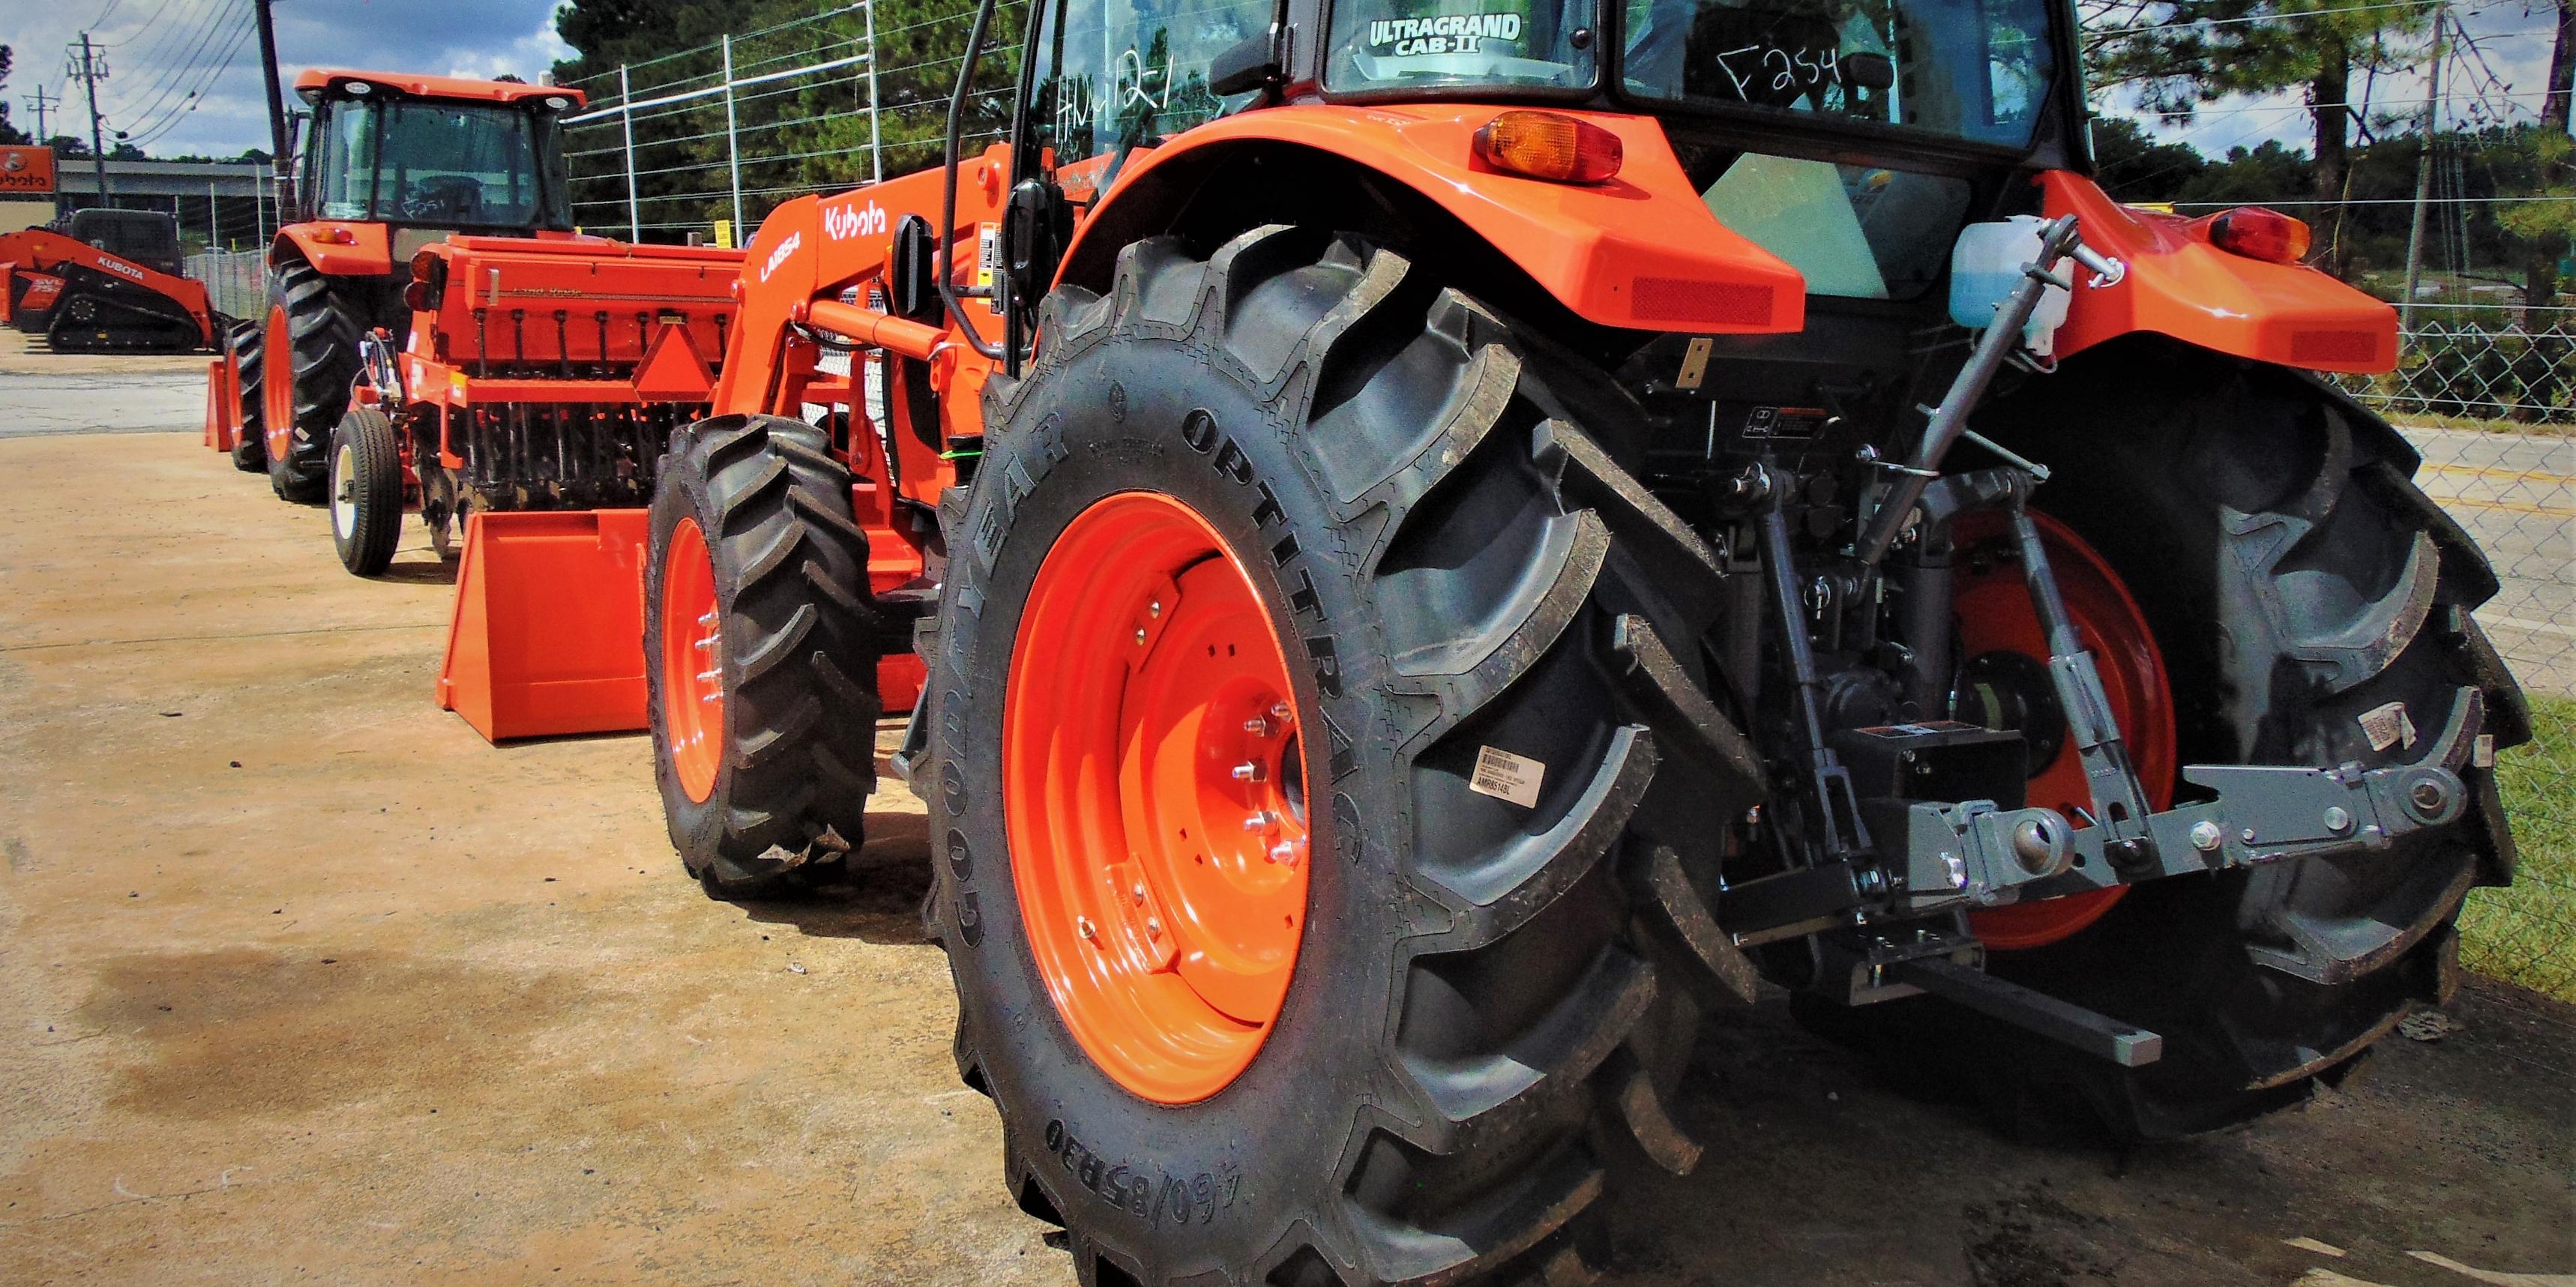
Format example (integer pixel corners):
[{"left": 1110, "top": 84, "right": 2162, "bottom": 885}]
[
  {"left": 1472, "top": 111, "right": 1622, "bottom": 185},
  {"left": 2197, "top": 207, "right": 2311, "bottom": 264}
]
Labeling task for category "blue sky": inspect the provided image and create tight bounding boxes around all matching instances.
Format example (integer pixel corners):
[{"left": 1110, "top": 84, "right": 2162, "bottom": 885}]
[
  {"left": 1, "top": 0, "right": 2563, "bottom": 163},
  {"left": 4, "top": 0, "right": 574, "bottom": 157}
]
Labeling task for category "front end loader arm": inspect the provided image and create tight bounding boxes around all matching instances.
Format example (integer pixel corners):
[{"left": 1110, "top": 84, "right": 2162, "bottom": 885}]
[{"left": 718, "top": 145, "right": 1017, "bottom": 510}]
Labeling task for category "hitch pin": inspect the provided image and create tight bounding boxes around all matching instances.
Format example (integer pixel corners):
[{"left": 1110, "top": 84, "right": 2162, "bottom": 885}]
[{"left": 1957, "top": 429, "right": 2051, "bottom": 482}]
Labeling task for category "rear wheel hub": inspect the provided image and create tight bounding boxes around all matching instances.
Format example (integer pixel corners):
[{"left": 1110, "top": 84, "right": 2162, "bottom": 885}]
[
  {"left": 1952, "top": 510, "right": 2176, "bottom": 950},
  {"left": 1003, "top": 492, "right": 1310, "bottom": 1105}
]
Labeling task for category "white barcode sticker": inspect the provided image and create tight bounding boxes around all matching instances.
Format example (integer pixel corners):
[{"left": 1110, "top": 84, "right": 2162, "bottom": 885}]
[
  {"left": 1469, "top": 746, "right": 1545, "bottom": 807},
  {"left": 2474, "top": 733, "right": 2497, "bottom": 768},
  {"left": 2359, "top": 701, "right": 2417, "bottom": 753}
]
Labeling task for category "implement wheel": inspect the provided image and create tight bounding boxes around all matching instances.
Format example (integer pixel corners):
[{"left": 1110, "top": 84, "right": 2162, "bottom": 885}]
[
  {"left": 645, "top": 415, "right": 890, "bottom": 898},
  {"left": 260, "top": 259, "right": 358, "bottom": 503},
  {"left": 925, "top": 228, "right": 1763, "bottom": 1286},
  {"left": 1809, "top": 340, "right": 2530, "bottom": 1141},
  {"left": 328, "top": 406, "right": 404, "bottom": 576}
]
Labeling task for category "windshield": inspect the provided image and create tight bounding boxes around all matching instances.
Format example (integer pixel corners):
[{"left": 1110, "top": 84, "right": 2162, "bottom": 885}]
[
  {"left": 1024, "top": 0, "right": 1273, "bottom": 196},
  {"left": 313, "top": 99, "right": 567, "bottom": 229},
  {"left": 1620, "top": 0, "right": 2056, "bottom": 145},
  {"left": 1325, "top": 0, "right": 2059, "bottom": 148}
]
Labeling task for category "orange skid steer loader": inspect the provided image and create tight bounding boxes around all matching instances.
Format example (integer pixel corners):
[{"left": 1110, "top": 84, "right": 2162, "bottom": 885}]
[
  {"left": 472, "top": 0, "right": 2527, "bottom": 1279},
  {"left": 0, "top": 224, "right": 218, "bottom": 353}
]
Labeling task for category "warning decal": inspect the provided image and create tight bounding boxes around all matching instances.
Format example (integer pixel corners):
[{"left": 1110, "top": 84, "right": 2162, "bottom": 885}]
[{"left": 1469, "top": 744, "right": 1545, "bottom": 807}]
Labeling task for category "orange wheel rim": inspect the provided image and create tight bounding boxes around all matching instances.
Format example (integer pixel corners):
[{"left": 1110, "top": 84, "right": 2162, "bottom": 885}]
[
  {"left": 1003, "top": 492, "right": 1310, "bottom": 1104},
  {"left": 1955, "top": 510, "right": 2176, "bottom": 950},
  {"left": 660, "top": 516, "right": 724, "bottom": 804},
  {"left": 262, "top": 306, "right": 293, "bottom": 458}
]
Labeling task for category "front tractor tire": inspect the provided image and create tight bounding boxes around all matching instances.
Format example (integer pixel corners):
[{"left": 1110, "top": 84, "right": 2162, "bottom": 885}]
[
  {"left": 261, "top": 259, "right": 361, "bottom": 503},
  {"left": 645, "top": 415, "right": 890, "bottom": 898},
  {"left": 925, "top": 229, "right": 1761, "bottom": 1287},
  {"left": 328, "top": 406, "right": 405, "bottom": 576},
  {"left": 1812, "top": 340, "right": 2530, "bottom": 1141}
]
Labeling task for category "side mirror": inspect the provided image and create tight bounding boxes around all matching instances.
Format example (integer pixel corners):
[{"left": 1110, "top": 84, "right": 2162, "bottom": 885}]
[
  {"left": 1002, "top": 175, "right": 1073, "bottom": 310},
  {"left": 1844, "top": 52, "right": 1895, "bottom": 90}
]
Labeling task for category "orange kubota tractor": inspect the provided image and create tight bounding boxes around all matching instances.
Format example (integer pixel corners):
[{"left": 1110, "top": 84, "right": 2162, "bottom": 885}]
[
  {"left": 499, "top": 0, "right": 2527, "bottom": 1280},
  {"left": 0, "top": 211, "right": 218, "bottom": 352},
  {"left": 206, "top": 68, "right": 743, "bottom": 582}
]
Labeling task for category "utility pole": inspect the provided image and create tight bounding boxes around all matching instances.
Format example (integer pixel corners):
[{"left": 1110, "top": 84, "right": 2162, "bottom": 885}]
[
  {"left": 70, "top": 34, "right": 110, "bottom": 206},
  {"left": 252, "top": 0, "right": 295, "bottom": 216},
  {"left": 25, "top": 87, "right": 55, "bottom": 141},
  {"left": 2401, "top": 10, "right": 2448, "bottom": 332}
]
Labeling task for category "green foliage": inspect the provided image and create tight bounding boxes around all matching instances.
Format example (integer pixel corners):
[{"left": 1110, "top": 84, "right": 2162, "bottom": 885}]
[
  {"left": 2466, "top": 694, "right": 2576, "bottom": 1002},
  {"left": 550, "top": 0, "right": 1004, "bottom": 238},
  {"left": 0, "top": 45, "right": 25, "bottom": 147},
  {"left": 2088, "top": 115, "right": 2206, "bottom": 202}
]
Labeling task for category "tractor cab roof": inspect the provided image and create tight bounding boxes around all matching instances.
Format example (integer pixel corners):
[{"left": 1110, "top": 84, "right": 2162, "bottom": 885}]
[{"left": 294, "top": 68, "right": 586, "bottom": 110}]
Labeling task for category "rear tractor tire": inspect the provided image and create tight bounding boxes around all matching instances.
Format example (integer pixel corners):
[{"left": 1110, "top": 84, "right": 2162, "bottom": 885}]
[
  {"left": 328, "top": 406, "right": 405, "bottom": 576},
  {"left": 229, "top": 319, "right": 266, "bottom": 473},
  {"left": 1807, "top": 340, "right": 2530, "bottom": 1141},
  {"left": 261, "top": 259, "right": 360, "bottom": 504},
  {"left": 924, "top": 227, "right": 1763, "bottom": 1287},
  {"left": 645, "top": 414, "right": 891, "bottom": 898}
]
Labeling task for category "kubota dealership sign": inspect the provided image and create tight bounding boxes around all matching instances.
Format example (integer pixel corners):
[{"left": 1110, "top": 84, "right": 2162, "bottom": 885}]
[{"left": 0, "top": 147, "right": 57, "bottom": 195}]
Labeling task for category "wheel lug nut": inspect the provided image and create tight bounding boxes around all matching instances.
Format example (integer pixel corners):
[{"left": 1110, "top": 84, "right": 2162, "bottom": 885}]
[
  {"left": 1076, "top": 916, "right": 1097, "bottom": 941},
  {"left": 1148, "top": 599, "right": 1163, "bottom": 618},
  {"left": 1231, "top": 762, "right": 1265, "bottom": 782},
  {"left": 1243, "top": 811, "right": 1276, "bottom": 831},
  {"left": 1131, "top": 882, "right": 1146, "bottom": 905},
  {"left": 1134, "top": 628, "right": 1147, "bottom": 645},
  {"left": 1269, "top": 841, "right": 1299, "bottom": 868},
  {"left": 1145, "top": 917, "right": 1164, "bottom": 938},
  {"left": 1244, "top": 716, "right": 1270, "bottom": 735}
]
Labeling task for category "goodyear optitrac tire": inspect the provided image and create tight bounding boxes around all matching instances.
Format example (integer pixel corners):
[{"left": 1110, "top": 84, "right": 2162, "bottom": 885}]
[
  {"left": 1808, "top": 338, "right": 2530, "bottom": 1141},
  {"left": 229, "top": 318, "right": 266, "bottom": 472},
  {"left": 328, "top": 405, "right": 405, "bottom": 576},
  {"left": 645, "top": 414, "right": 889, "bottom": 898},
  {"left": 922, "top": 228, "right": 1766, "bottom": 1287},
  {"left": 261, "top": 259, "right": 358, "bottom": 503}
]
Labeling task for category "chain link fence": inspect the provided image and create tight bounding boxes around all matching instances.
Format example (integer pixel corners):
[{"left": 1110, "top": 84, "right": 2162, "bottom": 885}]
[
  {"left": 2338, "top": 309, "right": 2576, "bottom": 429},
  {"left": 2393, "top": 424, "right": 2576, "bottom": 1002},
  {"left": 554, "top": 0, "right": 1017, "bottom": 244},
  {"left": 184, "top": 247, "right": 266, "bottom": 325}
]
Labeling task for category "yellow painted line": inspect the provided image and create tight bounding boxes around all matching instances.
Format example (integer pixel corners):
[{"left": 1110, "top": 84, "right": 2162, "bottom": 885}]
[
  {"left": 2417, "top": 462, "right": 2576, "bottom": 486},
  {"left": 2420, "top": 493, "right": 2576, "bottom": 518}
]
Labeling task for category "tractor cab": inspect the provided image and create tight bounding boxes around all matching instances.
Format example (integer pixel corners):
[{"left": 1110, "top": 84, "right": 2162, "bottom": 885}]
[{"left": 292, "top": 69, "right": 581, "bottom": 250}]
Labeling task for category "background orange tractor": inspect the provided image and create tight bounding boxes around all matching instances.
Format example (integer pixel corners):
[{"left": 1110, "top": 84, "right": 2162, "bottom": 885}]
[
  {"left": 208, "top": 68, "right": 742, "bottom": 581},
  {"left": 469, "top": 0, "right": 2526, "bottom": 1280}
]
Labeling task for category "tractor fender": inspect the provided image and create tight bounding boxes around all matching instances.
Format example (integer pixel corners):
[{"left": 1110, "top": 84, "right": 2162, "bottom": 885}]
[
  {"left": 2041, "top": 171, "right": 2397, "bottom": 375},
  {"left": 1061, "top": 105, "right": 1806, "bottom": 336},
  {"left": 274, "top": 221, "right": 395, "bottom": 278}
]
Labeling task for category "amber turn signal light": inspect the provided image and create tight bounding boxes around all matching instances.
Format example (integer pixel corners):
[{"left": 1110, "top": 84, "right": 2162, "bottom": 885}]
[
  {"left": 1472, "top": 111, "right": 1622, "bottom": 185},
  {"left": 2198, "top": 206, "right": 2311, "bottom": 264}
]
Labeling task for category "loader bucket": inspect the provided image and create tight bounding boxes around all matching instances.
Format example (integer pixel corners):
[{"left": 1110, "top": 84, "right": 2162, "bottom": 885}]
[
  {"left": 438, "top": 509, "right": 651, "bottom": 743},
  {"left": 203, "top": 351, "right": 241, "bottom": 453}
]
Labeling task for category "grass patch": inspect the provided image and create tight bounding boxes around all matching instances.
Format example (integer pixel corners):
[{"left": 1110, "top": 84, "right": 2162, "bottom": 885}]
[{"left": 2461, "top": 693, "right": 2576, "bottom": 1003}]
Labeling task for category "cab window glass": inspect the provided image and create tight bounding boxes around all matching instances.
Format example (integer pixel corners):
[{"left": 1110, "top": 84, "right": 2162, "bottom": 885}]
[
  {"left": 1621, "top": 0, "right": 2054, "bottom": 147},
  {"left": 1026, "top": 0, "right": 1276, "bottom": 195}
]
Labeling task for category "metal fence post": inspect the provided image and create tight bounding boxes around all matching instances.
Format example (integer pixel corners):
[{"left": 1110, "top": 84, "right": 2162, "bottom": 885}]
[
  {"left": 723, "top": 34, "right": 744, "bottom": 242},
  {"left": 864, "top": 0, "right": 883, "bottom": 185},
  {"left": 620, "top": 64, "right": 641, "bottom": 241}
]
